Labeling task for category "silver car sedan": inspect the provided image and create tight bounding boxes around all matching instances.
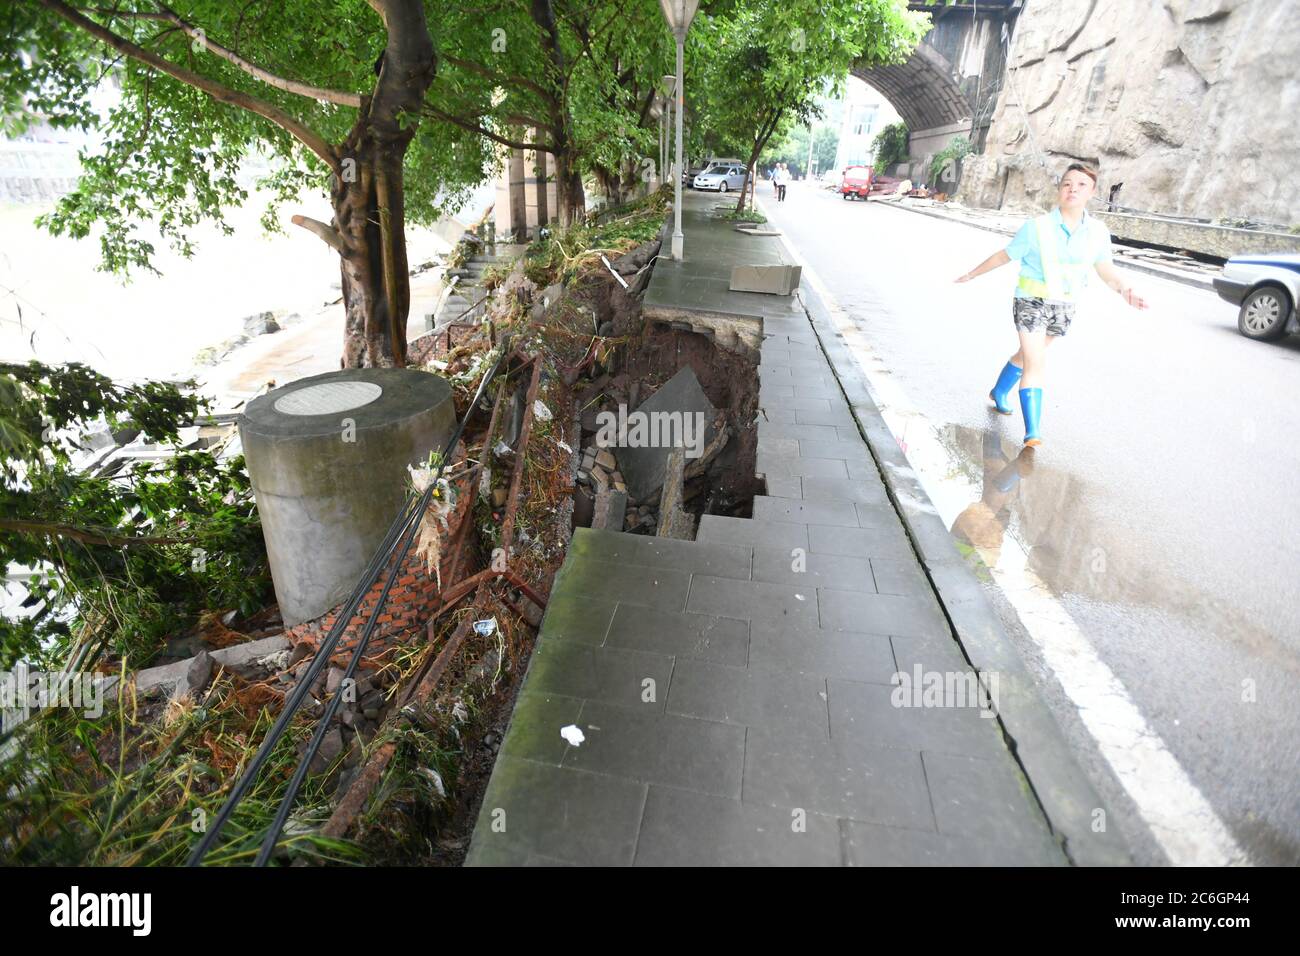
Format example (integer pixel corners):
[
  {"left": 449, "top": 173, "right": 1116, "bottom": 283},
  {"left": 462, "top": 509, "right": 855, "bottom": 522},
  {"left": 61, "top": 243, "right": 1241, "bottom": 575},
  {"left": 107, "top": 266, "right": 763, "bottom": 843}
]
[
  {"left": 1213, "top": 253, "right": 1300, "bottom": 341},
  {"left": 692, "top": 164, "right": 748, "bottom": 193}
]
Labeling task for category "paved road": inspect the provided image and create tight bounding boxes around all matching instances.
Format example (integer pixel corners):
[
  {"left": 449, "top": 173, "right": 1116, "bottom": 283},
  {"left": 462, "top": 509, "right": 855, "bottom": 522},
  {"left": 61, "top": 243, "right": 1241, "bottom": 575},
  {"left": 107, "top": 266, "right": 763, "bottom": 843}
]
[{"left": 758, "top": 181, "right": 1300, "bottom": 866}]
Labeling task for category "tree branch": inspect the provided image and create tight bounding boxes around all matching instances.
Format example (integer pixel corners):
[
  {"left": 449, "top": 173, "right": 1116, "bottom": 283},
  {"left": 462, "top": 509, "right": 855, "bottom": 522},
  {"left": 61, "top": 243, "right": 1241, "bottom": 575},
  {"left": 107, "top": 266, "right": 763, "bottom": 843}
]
[
  {"left": 290, "top": 214, "right": 349, "bottom": 255},
  {"left": 37, "top": 0, "right": 340, "bottom": 172},
  {"left": 423, "top": 106, "right": 555, "bottom": 153},
  {"left": 439, "top": 53, "right": 554, "bottom": 104},
  {"left": 0, "top": 518, "right": 189, "bottom": 548},
  {"left": 147, "top": 3, "right": 363, "bottom": 107}
]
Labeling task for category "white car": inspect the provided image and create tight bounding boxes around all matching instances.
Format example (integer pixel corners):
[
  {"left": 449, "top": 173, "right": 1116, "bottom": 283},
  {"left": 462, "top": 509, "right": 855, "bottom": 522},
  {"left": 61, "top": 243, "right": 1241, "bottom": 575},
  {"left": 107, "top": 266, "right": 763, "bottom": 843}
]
[
  {"left": 692, "top": 164, "right": 748, "bottom": 192},
  {"left": 1213, "top": 253, "right": 1300, "bottom": 341}
]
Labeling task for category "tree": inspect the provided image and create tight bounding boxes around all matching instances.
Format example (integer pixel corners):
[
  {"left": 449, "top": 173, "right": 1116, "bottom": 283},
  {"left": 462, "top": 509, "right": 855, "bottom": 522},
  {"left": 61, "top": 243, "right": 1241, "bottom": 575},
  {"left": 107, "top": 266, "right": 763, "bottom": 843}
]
[
  {"left": 761, "top": 120, "right": 839, "bottom": 180},
  {"left": 872, "top": 120, "right": 909, "bottom": 169},
  {"left": 687, "top": 0, "right": 928, "bottom": 214},
  {"left": 427, "top": 0, "right": 673, "bottom": 222},
  {"left": 0, "top": 362, "right": 267, "bottom": 670},
  {"left": 4, "top": 1, "right": 491, "bottom": 368}
]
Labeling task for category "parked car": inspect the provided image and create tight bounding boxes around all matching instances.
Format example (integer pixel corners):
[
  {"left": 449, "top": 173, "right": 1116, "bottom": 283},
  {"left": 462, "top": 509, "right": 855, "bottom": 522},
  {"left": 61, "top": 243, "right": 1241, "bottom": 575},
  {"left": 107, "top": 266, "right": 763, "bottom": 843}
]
[
  {"left": 693, "top": 163, "right": 749, "bottom": 193},
  {"left": 1213, "top": 254, "right": 1300, "bottom": 341},
  {"left": 685, "top": 157, "right": 744, "bottom": 188},
  {"left": 839, "top": 165, "right": 873, "bottom": 200}
]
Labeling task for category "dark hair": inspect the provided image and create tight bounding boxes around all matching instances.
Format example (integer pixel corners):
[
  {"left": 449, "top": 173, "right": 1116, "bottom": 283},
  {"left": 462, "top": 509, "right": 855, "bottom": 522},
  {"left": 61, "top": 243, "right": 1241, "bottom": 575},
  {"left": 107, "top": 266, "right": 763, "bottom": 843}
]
[{"left": 1062, "top": 163, "right": 1098, "bottom": 186}]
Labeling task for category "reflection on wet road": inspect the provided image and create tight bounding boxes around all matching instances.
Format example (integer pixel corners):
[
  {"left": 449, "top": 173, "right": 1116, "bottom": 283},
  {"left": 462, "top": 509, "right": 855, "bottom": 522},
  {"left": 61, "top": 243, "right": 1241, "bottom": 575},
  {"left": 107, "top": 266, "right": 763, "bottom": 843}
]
[{"left": 760, "top": 183, "right": 1300, "bottom": 865}]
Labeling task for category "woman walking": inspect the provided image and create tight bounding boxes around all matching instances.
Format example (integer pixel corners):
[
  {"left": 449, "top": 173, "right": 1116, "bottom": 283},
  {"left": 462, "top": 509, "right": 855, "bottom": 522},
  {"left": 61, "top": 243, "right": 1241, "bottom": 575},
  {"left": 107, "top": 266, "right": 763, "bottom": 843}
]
[{"left": 956, "top": 163, "right": 1148, "bottom": 446}]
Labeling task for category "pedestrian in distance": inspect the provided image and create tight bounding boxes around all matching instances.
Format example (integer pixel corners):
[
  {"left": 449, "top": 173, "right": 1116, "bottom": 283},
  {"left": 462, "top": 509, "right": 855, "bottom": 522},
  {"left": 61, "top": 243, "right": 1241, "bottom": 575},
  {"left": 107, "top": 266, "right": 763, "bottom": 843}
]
[
  {"left": 955, "top": 163, "right": 1148, "bottom": 446},
  {"left": 776, "top": 163, "right": 789, "bottom": 202}
]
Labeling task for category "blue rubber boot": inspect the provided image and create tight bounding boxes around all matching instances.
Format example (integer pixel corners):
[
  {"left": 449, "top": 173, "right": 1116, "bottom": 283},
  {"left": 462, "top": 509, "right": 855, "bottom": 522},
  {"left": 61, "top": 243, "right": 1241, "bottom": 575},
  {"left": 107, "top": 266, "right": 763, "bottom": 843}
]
[
  {"left": 988, "top": 361, "right": 1023, "bottom": 415},
  {"left": 1019, "top": 387, "right": 1043, "bottom": 446}
]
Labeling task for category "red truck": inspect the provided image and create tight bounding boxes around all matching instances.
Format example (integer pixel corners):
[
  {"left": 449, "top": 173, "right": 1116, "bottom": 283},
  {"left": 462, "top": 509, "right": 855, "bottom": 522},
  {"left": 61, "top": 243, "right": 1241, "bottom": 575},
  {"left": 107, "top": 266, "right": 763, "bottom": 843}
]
[{"left": 839, "top": 165, "right": 873, "bottom": 200}]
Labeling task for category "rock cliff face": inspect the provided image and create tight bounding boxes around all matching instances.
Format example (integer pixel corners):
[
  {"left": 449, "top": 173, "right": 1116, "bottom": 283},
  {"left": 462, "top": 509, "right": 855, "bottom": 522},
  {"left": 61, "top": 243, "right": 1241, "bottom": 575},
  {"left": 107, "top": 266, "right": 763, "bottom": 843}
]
[{"left": 958, "top": 0, "right": 1300, "bottom": 226}]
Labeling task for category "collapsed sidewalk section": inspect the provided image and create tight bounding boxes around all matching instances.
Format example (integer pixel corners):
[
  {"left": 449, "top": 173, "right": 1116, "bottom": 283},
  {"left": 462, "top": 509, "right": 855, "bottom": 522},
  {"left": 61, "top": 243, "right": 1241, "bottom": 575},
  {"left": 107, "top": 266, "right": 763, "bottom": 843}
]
[{"left": 464, "top": 191, "right": 1117, "bottom": 867}]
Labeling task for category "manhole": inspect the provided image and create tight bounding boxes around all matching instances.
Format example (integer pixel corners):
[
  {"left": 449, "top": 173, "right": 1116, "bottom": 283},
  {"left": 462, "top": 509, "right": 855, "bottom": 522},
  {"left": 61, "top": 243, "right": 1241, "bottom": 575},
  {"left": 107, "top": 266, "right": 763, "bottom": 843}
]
[{"left": 274, "top": 381, "right": 384, "bottom": 416}]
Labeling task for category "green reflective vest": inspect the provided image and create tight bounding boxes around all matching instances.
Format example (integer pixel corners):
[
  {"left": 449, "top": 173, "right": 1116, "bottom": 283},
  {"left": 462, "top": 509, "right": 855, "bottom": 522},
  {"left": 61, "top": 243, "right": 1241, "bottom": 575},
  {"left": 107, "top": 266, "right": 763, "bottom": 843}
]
[{"left": 1017, "top": 214, "right": 1093, "bottom": 302}]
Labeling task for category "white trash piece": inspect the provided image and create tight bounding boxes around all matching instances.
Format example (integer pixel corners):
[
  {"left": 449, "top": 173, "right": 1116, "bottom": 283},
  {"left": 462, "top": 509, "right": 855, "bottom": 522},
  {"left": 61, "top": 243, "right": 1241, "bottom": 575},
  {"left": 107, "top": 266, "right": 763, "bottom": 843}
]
[{"left": 560, "top": 724, "right": 586, "bottom": 746}]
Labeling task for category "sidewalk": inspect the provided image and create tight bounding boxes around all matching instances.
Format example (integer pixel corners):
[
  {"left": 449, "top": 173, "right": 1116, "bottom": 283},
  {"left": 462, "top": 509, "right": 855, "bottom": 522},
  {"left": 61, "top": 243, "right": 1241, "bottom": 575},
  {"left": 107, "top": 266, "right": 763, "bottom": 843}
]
[{"left": 464, "top": 191, "right": 1097, "bottom": 866}]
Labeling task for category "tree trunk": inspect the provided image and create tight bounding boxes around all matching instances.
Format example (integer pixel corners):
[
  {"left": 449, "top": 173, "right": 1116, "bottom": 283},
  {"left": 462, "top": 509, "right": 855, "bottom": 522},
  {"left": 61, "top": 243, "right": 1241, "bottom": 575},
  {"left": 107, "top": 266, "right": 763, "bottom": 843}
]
[
  {"left": 334, "top": 124, "right": 412, "bottom": 368},
  {"left": 553, "top": 145, "right": 586, "bottom": 225}
]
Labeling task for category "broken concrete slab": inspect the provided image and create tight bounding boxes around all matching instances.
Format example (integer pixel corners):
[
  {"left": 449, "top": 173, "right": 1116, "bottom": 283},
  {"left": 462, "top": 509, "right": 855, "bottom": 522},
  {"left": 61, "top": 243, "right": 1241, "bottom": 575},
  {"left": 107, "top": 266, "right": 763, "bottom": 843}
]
[
  {"left": 612, "top": 366, "right": 719, "bottom": 502},
  {"left": 593, "top": 488, "right": 629, "bottom": 531},
  {"left": 130, "top": 635, "right": 290, "bottom": 698},
  {"left": 729, "top": 263, "right": 802, "bottom": 295}
]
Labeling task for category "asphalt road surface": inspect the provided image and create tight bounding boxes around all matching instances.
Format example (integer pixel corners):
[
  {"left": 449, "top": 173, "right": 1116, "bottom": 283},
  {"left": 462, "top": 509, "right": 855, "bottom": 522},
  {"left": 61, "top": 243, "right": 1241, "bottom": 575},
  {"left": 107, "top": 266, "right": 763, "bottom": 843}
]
[{"left": 756, "top": 180, "right": 1300, "bottom": 866}]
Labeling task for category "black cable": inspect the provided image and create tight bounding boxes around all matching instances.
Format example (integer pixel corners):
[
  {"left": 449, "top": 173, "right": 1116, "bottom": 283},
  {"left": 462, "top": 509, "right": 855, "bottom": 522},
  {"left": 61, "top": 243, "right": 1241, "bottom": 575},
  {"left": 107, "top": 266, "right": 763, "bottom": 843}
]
[{"left": 186, "top": 345, "right": 509, "bottom": 866}]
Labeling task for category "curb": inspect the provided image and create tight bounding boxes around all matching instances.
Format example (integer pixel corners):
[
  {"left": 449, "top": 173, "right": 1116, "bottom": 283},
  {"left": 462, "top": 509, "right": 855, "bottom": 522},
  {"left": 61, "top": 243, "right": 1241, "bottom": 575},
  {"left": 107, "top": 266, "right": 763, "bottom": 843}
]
[
  {"left": 869, "top": 198, "right": 1217, "bottom": 293},
  {"left": 754, "top": 191, "right": 1134, "bottom": 865}
]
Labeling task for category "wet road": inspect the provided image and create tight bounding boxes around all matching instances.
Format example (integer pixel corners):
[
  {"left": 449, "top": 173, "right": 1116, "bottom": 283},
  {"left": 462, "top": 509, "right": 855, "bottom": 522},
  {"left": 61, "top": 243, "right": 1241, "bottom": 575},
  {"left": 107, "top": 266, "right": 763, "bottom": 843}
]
[{"left": 758, "top": 181, "right": 1300, "bottom": 865}]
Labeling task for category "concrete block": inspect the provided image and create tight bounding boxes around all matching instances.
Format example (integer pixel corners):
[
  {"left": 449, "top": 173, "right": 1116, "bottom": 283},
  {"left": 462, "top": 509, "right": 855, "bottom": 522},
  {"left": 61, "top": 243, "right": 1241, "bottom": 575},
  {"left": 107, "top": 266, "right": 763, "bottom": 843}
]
[
  {"left": 729, "top": 263, "right": 802, "bottom": 295},
  {"left": 593, "top": 487, "right": 628, "bottom": 531},
  {"left": 613, "top": 367, "right": 719, "bottom": 501}
]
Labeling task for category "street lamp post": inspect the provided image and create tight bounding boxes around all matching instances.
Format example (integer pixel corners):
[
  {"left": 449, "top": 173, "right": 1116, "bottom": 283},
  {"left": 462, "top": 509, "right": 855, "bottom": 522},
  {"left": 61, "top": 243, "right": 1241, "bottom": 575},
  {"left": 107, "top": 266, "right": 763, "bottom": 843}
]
[
  {"left": 659, "top": 0, "right": 699, "bottom": 261},
  {"left": 660, "top": 74, "right": 675, "bottom": 194}
]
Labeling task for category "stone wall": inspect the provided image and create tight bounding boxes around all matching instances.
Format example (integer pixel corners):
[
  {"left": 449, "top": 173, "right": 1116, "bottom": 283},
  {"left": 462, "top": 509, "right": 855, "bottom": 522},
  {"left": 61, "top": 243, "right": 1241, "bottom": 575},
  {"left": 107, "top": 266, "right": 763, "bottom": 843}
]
[{"left": 958, "top": 0, "right": 1300, "bottom": 227}]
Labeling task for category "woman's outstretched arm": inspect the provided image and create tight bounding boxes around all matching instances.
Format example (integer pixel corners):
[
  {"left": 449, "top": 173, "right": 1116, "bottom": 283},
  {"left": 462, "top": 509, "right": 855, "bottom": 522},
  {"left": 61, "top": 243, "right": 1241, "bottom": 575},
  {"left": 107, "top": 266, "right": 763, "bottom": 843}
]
[{"left": 956, "top": 249, "right": 1011, "bottom": 283}]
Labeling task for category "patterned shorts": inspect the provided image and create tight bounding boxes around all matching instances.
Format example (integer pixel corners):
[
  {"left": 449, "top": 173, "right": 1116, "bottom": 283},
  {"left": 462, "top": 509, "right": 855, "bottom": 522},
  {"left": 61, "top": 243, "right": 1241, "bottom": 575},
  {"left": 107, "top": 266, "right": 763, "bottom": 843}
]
[{"left": 1013, "top": 296, "right": 1075, "bottom": 337}]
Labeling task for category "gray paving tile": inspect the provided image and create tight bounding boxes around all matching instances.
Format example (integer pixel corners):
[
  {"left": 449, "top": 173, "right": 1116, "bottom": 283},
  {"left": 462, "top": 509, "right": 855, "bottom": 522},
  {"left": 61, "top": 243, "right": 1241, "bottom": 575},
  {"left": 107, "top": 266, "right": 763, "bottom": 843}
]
[
  {"left": 561, "top": 702, "right": 746, "bottom": 798},
  {"left": 466, "top": 756, "right": 647, "bottom": 866},
  {"left": 757, "top": 435, "right": 800, "bottom": 458},
  {"left": 843, "top": 820, "right": 1065, "bottom": 866},
  {"left": 854, "top": 502, "right": 900, "bottom": 529},
  {"left": 764, "top": 476, "right": 802, "bottom": 498},
  {"left": 753, "top": 494, "right": 859, "bottom": 527},
  {"left": 760, "top": 383, "right": 794, "bottom": 400},
  {"left": 760, "top": 406, "right": 798, "bottom": 424},
  {"left": 800, "top": 476, "right": 890, "bottom": 506},
  {"left": 808, "top": 522, "right": 915, "bottom": 559},
  {"left": 889, "top": 632, "right": 971, "bottom": 674},
  {"left": 667, "top": 659, "right": 830, "bottom": 740},
  {"left": 819, "top": 588, "right": 947, "bottom": 637},
  {"left": 687, "top": 574, "right": 820, "bottom": 625},
  {"left": 871, "top": 557, "right": 931, "bottom": 596},
  {"left": 538, "top": 590, "right": 618, "bottom": 646},
  {"left": 759, "top": 421, "right": 840, "bottom": 443},
  {"left": 558, "top": 555, "right": 691, "bottom": 611},
  {"left": 604, "top": 603, "right": 749, "bottom": 665},
  {"left": 526, "top": 640, "right": 675, "bottom": 711},
  {"left": 498, "top": 691, "right": 586, "bottom": 764},
  {"left": 799, "top": 439, "right": 873, "bottom": 463},
  {"left": 796, "top": 406, "right": 856, "bottom": 427},
  {"left": 752, "top": 547, "right": 876, "bottom": 592},
  {"left": 755, "top": 452, "right": 849, "bottom": 480},
  {"left": 696, "top": 514, "right": 808, "bottom": 551},
  {"left": 742, "top": 725, "right": 934, "bottom": 829},
  {"left": 794, "top": 383, "right": 840, "bottom": 400},
  {"left": 923, "top": 751, "right": 1061, "bottom": 860},
  {"left": 846, "top": 459, "right": 880, "bottom": 481},
  {"left": 620, "top": 534, "right": 753, "bottom": 581},
  {"left": 836, "top": 425, "right": 864, "bottom": 442},
  {"left": 748, "top": 618, "right": 896, "bottom": 683},
  {"left": 828, "top": 677, "right": 1005, "bottom": 758},
  {"left": 788, "top": 396, "right": 833, "bottom": 412}
]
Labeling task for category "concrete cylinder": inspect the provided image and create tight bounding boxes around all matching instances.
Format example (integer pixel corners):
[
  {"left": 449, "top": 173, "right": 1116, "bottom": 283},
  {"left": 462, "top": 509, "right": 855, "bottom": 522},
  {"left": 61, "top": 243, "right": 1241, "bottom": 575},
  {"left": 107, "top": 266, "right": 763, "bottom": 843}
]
[{"left": 240, "top": 368, "right": 456, "bottom": 627}]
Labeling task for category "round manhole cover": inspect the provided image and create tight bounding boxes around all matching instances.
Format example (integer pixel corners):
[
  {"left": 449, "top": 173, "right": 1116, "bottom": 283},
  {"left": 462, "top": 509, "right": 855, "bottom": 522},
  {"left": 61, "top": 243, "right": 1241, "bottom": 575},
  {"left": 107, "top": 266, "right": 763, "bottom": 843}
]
[{"left": 274, "top": 381, "right": 383, "bottom": 416}]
